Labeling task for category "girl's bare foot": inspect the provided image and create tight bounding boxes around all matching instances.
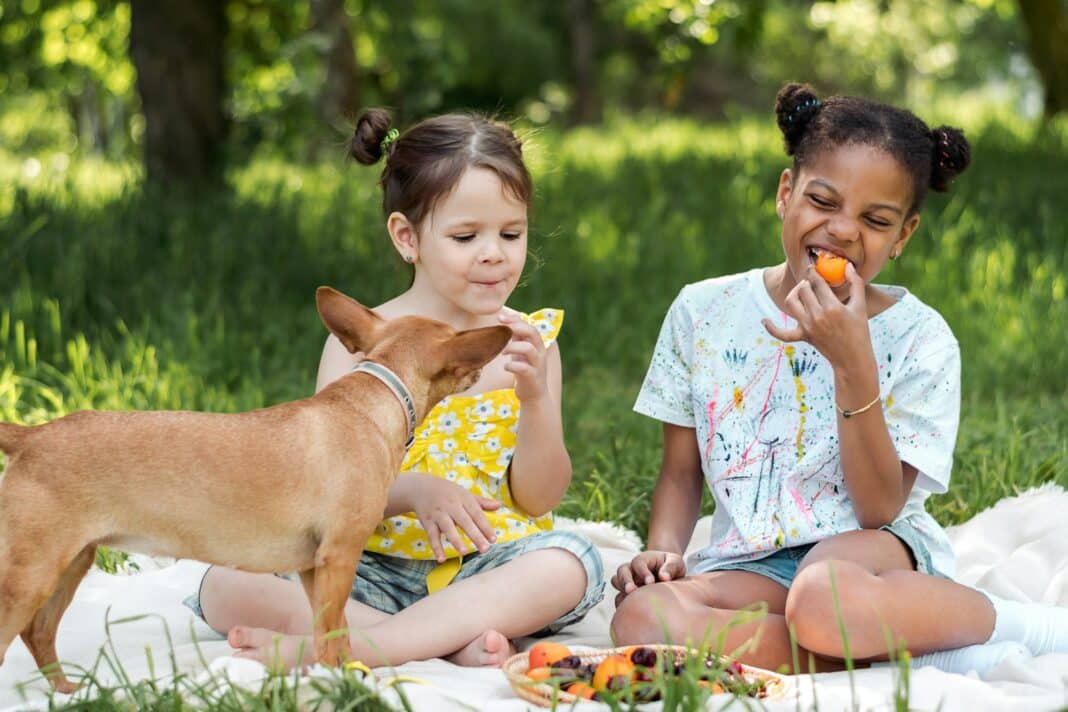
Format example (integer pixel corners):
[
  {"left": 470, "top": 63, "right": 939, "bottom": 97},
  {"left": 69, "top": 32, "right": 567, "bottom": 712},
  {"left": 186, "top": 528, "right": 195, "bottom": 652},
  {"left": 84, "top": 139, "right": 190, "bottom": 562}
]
[
  {"left": 228, "top": 626, "right": 316, "bottom": 671},
  {"left": 446, "top": 629, "right": 516, "bottom": 667}
]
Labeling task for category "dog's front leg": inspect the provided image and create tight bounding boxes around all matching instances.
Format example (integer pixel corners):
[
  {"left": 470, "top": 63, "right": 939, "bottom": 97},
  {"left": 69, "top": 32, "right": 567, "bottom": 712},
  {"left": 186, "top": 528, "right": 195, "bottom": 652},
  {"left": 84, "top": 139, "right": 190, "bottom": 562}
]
[{"left": 302, "top": 540, "right": 363, "bottom": 667}]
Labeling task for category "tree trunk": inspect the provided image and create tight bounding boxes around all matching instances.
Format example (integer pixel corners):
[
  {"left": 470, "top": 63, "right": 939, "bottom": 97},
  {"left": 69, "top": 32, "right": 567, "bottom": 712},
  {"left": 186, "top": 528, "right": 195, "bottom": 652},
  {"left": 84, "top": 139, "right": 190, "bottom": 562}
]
[
  {"left": 1017, "top": 0, "right": 1068, "bottom": 118},
  {"left": 129, "top": 0, "right": 228, "bottom": 186},
  {"left": 310, "top": 0, "right": 361, "bottom": 129},
  {"left": 569, "top": 0, "right": 601, "bottom": 125}
]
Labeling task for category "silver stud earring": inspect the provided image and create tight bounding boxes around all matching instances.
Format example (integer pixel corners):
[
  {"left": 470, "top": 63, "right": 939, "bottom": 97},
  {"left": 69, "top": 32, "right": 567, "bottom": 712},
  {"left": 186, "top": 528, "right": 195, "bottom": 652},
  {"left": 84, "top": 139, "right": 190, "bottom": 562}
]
[{"left": 404, "top": 254, "right": 413, "bottom": 263}]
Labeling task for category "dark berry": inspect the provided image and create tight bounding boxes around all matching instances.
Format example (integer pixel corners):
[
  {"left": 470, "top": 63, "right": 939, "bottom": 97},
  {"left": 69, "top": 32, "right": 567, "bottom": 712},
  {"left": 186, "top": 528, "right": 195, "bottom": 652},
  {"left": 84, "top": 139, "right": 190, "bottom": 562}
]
[
  {"left": 629, "top": 646, "right": 658, "bottom": 667},
  {"left": 552, "top": 655, "right": 583, "bottom": 670}
]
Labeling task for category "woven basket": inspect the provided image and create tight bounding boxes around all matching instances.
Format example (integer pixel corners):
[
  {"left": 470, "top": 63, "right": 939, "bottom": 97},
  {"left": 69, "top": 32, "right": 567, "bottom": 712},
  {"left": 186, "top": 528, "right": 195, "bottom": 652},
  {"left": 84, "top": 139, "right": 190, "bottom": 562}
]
[{"left": 502, "top": 644, "right": 786, "bottom": 707}]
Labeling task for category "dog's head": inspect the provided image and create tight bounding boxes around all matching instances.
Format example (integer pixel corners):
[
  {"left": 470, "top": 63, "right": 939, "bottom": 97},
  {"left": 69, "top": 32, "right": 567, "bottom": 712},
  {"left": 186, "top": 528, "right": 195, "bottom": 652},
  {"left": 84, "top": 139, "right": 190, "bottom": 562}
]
[{"left": 316, "top": 286, "right": 513, "bottom": 410}]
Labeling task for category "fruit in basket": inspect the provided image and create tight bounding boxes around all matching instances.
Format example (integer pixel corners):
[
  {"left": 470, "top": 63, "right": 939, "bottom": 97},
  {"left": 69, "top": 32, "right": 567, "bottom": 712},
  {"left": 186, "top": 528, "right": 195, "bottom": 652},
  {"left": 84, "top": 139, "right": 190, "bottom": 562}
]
[
  {"left": 507, "top": 646, "right": 778, "bottom": 704},
  {"left": 564, "top": 680, "right": 598, "bottom": 700},
  {"left": 525, "top": 666, "right": 552, "bottom": 681},
  {"left": 528, "top": 641, "right": 572, "bottom": 669},
  {"left": 627, "top": 645, "right": 659, "bottom": 668},
  {"left": 551, "top": 655, "right": 583, "bottom": 671},
  {"left": 591, "top": 654, "right": 636, "bottom": 692},
  {"left": 698, "top": 680, "right": 726, "bottom": 694}
]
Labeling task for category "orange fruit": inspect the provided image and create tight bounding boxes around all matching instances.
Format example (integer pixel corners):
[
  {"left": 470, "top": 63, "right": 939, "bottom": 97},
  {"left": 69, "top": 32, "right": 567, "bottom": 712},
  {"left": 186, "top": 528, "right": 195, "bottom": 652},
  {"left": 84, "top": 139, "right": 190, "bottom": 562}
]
[
  {"left": 565, "top": 680, "right": 598, "bottom": 700},
  {"left": 698, "top": 679, "right": 726, "bottom": 693},
  {"left": 814, "top": 251, "right": 848, "bottom": 287},
  {"left": 526, "top": 666, "right": 552, "bottom": 681},
  {"left": 592, "top": 654, "right": 636, "bottom": 692},
  {"left": 527, "top": 641, "right": 572, "bottom": 670}
]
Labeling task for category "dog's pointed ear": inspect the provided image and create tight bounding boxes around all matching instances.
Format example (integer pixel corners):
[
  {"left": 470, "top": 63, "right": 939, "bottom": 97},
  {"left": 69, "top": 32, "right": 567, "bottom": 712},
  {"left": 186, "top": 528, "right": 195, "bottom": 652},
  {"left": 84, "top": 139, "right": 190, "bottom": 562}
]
[
  {"left": 316, "top": 287, "right": 385, "bottom": 354},
  {"left": 446, "top": 325, "right": 512, "bottom": 378}
]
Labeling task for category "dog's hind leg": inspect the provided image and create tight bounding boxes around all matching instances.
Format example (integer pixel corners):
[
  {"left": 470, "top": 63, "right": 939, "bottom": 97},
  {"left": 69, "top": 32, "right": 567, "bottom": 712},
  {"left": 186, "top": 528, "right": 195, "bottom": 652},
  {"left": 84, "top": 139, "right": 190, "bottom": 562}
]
[
  {"left": 0, "top": 549, "right": 80, "bottom": 691},
  {"left": 19, "top": 544, "right": 96, "bottom": 694}
]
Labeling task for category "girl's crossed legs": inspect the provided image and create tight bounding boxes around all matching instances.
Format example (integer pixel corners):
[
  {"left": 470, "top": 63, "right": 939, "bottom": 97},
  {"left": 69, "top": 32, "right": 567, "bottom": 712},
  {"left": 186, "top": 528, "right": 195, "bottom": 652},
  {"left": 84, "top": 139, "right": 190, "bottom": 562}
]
[
  {"left": 191, "top": 532, "right": 605, "bottom": 670},
  {"left": 612, "top": 529, "right": 998, "bottom": 672}
]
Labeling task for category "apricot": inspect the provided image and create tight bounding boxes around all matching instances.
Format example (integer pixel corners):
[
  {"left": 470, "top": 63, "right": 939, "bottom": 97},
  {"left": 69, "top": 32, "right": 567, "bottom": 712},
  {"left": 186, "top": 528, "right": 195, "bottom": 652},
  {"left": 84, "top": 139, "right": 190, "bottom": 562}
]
[
  {"left": 698, "top": 679, "right": 726, "bottom": 694},
  {"left": 525, "top": 666, "right": 552, "bottom": 681},
  {"left": 565, "top": 680, "right": 598, "bottom": 700},
  {"left": 527, "top": 641, "right": 572, "bottom": 669},
  {"left": 592, "top": 654, "right": 636, "bottom": 692},
  {"left": 815, "top": 251, "right": 848, "bottom": 287}
]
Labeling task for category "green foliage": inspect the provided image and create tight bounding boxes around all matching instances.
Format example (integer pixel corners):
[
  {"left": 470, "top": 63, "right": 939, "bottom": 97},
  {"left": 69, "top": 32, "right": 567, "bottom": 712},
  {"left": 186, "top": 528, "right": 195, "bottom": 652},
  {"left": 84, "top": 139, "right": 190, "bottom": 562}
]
[
  {"left": 0, "top": 0, "right": 137, "bottom": 156},
  {"left": 0, "top": 0, "right": 1049, "bottom": 160}
]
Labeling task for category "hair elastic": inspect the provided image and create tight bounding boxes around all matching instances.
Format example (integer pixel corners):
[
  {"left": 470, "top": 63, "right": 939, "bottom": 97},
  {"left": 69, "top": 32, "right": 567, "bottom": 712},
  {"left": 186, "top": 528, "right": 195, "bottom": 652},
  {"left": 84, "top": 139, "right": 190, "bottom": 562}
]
[
  {"left": 380, "top": 128, "right": 400, "bottom": 155},
  {"left": 786, "top": 98, "right": 821, "bottom": 123}
]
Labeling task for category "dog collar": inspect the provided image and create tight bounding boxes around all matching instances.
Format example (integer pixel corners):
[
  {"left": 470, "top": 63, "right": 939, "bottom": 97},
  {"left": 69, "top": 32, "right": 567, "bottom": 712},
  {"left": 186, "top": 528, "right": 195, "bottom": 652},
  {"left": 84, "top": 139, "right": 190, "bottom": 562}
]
[{"left": 350, "top": 361, "right": 417, "bottom": 450}]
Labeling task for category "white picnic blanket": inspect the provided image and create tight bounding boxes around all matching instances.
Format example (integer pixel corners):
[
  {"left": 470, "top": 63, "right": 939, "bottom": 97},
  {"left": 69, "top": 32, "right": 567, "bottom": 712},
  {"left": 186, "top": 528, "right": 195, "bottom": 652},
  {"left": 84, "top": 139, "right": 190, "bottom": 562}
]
[{"left": 2, "top": 485, "right": 1067, "bottom": 711}]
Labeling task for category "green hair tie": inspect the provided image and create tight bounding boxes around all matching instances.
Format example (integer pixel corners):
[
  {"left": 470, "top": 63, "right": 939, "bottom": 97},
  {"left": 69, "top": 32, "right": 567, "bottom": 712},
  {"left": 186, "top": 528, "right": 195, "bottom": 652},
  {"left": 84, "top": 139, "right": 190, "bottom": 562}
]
[{"left": 380, "top": 128, "right": 399, "bottom": 156}]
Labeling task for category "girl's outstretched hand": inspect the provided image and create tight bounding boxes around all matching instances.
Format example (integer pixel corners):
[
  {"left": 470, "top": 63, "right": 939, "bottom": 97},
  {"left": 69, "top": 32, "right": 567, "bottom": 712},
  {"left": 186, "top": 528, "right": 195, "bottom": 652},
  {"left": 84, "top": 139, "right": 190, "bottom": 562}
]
[
  {"left": 611, "top": 550, "right": 687, "bottom": 605},
  {"left": 406, "top": 474, "right": 501, "bottom": 563},
  {"left": 498, "top": 310, "right": 550, "bottom": 403},
  {"left": 761, "top": 262, "right": 872, "bottom": 368}
]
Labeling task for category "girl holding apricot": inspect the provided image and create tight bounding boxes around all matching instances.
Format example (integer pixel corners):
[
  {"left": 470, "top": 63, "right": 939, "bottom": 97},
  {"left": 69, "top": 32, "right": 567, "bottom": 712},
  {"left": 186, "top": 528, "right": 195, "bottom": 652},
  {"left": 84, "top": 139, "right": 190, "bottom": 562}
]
[
  {"left": 611, "top": 83, "right": 1068, "bottom": 675},
  {"left": 185, "top": 109, "right": 604, "bottom": 669}
]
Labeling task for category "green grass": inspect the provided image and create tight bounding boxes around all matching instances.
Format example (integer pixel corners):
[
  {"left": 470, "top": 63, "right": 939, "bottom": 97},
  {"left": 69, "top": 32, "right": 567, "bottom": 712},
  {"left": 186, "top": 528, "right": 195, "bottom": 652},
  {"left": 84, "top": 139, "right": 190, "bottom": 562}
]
[{"left": 2, "top": 114, "right": 1067, "bottom": 708}]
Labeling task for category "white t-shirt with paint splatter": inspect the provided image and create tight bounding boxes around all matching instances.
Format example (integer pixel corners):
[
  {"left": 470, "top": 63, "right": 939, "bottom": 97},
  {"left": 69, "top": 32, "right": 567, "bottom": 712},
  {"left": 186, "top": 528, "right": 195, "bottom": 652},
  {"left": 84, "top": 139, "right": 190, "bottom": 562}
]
[{"left": 634, "top": 268, "right": 960, "bottom": 578}]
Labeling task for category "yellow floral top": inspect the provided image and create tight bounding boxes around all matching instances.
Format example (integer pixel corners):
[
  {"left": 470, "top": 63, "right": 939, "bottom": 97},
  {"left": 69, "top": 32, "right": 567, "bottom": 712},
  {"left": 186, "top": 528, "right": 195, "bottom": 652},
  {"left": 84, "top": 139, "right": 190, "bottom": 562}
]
[{"left": 364, "top": 308, "right": 564, "bottom": 580}]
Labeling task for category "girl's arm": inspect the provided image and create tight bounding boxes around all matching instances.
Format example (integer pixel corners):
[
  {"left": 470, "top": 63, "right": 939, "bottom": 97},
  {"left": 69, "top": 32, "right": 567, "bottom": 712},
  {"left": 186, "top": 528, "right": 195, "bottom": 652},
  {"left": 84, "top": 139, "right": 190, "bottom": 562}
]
[
  {"left": 645, "top": 423, "right": 705, "bottom": 555},
  {"left": 611, "top": 423, "right": 703, "bottom": 598},
  {"left": 764, "top": 266, "right": 917, "bottom": 528},
  {"left": 507, "top": 339, "right": 572, "bottom": 517},
  {"left": 833, "top": 345, "right": 919, "bottom": 527}
]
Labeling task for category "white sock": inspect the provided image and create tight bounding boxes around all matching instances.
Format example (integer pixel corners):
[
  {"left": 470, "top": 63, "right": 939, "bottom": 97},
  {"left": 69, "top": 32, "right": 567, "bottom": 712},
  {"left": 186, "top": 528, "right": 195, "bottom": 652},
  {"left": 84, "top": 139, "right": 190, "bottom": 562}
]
[
  {"left": 983, "top": 592, "right": 1068, "bottom": 656},
  {"left": 886, "top": 641, "right": 1031, "bottom": 676}
]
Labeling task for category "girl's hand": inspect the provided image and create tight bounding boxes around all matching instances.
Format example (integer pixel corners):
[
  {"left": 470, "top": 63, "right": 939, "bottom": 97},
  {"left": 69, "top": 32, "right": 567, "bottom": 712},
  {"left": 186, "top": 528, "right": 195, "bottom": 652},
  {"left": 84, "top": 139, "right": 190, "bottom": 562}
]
[
  {"left": 407, "top": 474, "right": 501, "bottom": 562},
  {"left": 761, "top": 262, "right": 872, "bottom": 369},
  {"left": 498, "top": 310, "right": 550, "bottom": 403},
  {"left": 611, "top": 550, "right": 687, "bottom": 605}
]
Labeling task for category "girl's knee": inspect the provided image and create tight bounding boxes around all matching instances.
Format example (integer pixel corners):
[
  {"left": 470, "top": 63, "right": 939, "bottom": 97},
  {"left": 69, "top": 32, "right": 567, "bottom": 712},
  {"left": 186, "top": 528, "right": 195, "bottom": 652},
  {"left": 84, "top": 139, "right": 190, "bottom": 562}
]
[
  {"left": 785, "top": 559, "right": 873, "bottom": 656},
  {"left": 611, "top": 586, "right": 669, "bottom": 645},
  {"left": 525, "top": 537, "right": 604, "bottom": 604},
  {"left": 610, "top": 582, "right": 699, "bottom": 645}
]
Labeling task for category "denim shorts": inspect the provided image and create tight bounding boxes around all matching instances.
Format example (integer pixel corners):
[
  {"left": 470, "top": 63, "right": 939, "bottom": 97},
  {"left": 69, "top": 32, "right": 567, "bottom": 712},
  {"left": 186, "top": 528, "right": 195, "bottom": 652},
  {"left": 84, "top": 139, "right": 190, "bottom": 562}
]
[
  {"left": 185, "top": 529, "right": 605, "bottom": 637},
  {"left": 690, "top": 519, "right": 940, "bottom": 589}
]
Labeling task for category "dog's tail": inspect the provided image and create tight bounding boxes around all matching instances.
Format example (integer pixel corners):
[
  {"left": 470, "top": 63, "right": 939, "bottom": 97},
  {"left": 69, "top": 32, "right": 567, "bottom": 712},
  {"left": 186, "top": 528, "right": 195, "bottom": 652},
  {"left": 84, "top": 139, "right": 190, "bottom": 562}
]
[{"left": 0, "top": 423, "right": 28, "bottom": 454}]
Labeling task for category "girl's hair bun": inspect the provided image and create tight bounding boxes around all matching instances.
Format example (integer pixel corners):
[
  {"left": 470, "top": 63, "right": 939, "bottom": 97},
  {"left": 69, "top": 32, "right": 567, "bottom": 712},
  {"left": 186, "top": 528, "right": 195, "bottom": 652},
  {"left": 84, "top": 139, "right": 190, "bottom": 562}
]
[
  {"left": 775, "top": 82, "right": 822, "bottom": 156},
  {"left": 350, "top": 108, "right": 393, "bottom": 165},
  {"left": 929, "top": 125, "right": 971, "bottom": 192}
]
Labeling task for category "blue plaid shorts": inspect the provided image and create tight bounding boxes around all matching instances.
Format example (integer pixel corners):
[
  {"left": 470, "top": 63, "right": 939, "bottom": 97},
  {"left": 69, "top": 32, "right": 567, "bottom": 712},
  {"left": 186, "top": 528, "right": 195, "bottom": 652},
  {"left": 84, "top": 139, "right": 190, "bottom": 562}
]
[{"left": 185, "top": 529, "right": 605, "bottom": 637}]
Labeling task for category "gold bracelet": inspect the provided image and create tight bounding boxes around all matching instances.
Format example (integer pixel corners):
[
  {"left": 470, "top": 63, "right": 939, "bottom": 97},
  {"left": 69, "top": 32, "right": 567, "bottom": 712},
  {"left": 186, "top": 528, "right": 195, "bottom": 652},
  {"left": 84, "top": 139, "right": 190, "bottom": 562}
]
[{"left": 836, "top": 392, "right": 882, "bottom": 419}]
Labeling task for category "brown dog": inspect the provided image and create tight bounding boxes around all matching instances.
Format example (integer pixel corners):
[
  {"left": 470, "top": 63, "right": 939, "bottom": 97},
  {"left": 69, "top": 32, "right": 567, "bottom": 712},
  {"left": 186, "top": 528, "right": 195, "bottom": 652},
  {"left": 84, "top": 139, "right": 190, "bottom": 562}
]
[{"left": 0, "top": 287, "right": 512, "bottom": 692}]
